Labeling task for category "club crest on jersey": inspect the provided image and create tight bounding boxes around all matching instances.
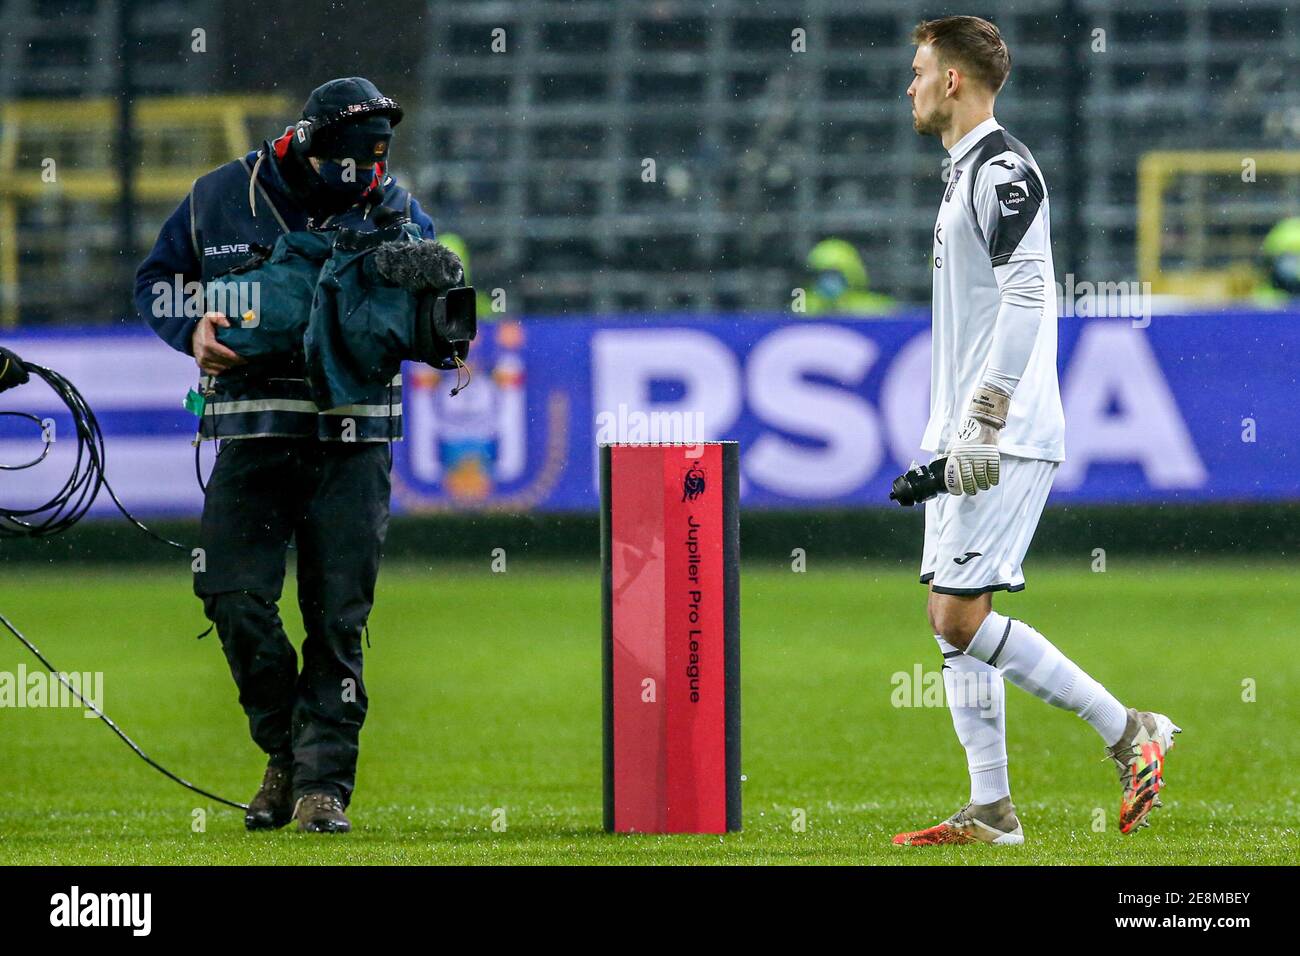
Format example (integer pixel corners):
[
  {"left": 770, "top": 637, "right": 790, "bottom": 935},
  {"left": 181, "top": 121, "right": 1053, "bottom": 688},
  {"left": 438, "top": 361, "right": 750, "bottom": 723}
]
[
  {"left": 996, "top": 181, "right": 1028, "bottom": 217},
  {"left": 944, "top": 168, "right": 963, "bottom": 202}
]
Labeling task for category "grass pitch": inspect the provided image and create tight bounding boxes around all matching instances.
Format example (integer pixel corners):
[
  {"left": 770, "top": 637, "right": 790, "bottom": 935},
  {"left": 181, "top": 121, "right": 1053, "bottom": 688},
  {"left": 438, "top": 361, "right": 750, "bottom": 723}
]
[{"left": 1, "top": 558, "right": 1296, "bottom": 865}]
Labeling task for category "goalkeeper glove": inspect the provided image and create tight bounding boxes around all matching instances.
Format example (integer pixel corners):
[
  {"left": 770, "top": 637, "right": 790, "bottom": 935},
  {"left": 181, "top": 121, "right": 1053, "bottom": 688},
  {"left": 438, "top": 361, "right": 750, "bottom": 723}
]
[{"left": 943, "top": 385, "right": 1010, "bottom": 496}]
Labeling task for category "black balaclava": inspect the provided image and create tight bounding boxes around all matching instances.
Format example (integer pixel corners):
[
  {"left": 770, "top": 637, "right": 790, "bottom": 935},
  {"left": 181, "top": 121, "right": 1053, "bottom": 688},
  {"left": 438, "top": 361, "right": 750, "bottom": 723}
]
[{"left": 279, "top": 77, "right": 403, "bottom": 218}]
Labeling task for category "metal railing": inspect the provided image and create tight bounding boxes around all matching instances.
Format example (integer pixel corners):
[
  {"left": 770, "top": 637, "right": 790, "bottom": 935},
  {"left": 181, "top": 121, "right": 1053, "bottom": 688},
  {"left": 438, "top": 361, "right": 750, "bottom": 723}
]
[{"left": 0, "top": 95, "right": 289, "bottom": 327}]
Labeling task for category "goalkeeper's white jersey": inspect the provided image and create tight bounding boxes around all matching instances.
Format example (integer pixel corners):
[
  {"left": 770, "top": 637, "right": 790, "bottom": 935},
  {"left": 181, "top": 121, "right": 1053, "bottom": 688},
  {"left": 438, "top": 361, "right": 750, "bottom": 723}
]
[{"left": 922, "top": 117, "right": 1065, "bottom": 462}]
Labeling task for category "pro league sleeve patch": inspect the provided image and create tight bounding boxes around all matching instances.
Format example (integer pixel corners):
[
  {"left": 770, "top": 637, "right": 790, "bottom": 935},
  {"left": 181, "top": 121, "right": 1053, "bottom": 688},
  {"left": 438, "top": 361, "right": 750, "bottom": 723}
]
[
  {"left": 996, "top": 180, "right": 1029, "bottom": 217},
  {"left": 986, "top": 167, "right": 1043, "bottom": 264}
]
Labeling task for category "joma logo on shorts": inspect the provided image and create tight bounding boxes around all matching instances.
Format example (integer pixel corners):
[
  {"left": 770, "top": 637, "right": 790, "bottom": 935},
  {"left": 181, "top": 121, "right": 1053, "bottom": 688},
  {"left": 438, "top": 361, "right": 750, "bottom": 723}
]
[{"left": 953, "top": 551, "right": 982, "bottom": 565}]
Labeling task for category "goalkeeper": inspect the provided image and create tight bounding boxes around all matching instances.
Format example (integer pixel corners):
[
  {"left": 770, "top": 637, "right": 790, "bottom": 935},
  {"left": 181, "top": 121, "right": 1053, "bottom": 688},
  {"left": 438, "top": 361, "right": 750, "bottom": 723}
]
[
  {"left": 134, "top": 77, "right": 436, "bottom": 834},
  {"left": 894, "top": 18, "right": 1180, "bottom": 847}
]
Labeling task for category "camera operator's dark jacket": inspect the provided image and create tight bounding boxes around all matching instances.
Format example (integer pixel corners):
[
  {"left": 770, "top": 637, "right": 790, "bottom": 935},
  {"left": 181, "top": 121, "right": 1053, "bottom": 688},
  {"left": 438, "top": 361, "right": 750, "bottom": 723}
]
[{"left": 135, "top": 132, "right": 435, "bottom": 442}]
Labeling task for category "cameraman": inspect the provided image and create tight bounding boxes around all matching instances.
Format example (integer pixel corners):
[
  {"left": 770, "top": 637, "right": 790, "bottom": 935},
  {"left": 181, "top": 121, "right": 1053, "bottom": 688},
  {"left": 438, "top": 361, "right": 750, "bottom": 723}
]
[{"left": 135, "top": 78, "right": 435, "bottom": 834}]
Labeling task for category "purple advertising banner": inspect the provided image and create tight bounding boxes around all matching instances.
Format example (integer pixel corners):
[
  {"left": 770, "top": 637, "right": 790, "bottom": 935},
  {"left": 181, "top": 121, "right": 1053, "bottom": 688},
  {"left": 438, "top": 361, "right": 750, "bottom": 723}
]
[{"left": 1, "top": 310, "right": 1296, "bottom": 516}]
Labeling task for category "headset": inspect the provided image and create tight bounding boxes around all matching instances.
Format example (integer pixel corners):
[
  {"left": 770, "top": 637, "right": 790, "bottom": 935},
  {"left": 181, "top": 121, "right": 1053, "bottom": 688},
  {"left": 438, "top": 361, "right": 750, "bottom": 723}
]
[{"left": 290, "top": 96, "right": 404, "bottom": 158}]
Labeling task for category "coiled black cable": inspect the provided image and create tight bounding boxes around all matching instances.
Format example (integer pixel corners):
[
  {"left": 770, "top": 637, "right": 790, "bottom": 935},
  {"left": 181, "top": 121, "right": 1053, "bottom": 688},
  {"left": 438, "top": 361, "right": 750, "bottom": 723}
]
[
  {"left": 1, "top": 354, "right": 247, "bottom": 810},
  {"left": 0, "top": 360, "right": 188, "bottom": 549}
]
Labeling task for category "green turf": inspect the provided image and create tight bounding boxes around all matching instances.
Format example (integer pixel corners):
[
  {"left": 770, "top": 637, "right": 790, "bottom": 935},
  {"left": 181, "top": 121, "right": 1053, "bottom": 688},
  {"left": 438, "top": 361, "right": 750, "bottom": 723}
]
[{"left": 0, "top": 558, "right": 1296, "bottom": 865}]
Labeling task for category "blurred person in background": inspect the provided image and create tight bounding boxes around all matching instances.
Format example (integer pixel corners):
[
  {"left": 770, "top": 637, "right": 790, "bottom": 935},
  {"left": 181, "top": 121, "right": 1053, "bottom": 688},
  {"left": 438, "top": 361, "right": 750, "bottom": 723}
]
[
  {"left": 798, "top": 237, "right": 895, "bottom": 316},
  {"left": 134, "top": 77, "right": 436, "bottom": 835},
  {"left": 436, "top": 233, "right": 497, "bottom": 320},
  {"left": 1254, "top": 217, "right": 1300, "bottom": 306}
]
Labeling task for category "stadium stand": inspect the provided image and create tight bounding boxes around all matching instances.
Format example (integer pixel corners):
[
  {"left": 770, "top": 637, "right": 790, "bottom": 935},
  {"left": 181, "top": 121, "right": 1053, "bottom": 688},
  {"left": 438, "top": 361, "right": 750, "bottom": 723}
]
[{"left": 1, "top": 0, "right": 1299, "bottom": 322}]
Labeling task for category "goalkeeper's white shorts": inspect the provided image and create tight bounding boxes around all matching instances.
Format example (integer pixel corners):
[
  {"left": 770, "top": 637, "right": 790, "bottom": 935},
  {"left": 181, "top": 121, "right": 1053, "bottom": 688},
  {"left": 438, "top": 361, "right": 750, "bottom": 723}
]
[{"left": 920, "top": 455, "right": 1058, "bottom": 596}]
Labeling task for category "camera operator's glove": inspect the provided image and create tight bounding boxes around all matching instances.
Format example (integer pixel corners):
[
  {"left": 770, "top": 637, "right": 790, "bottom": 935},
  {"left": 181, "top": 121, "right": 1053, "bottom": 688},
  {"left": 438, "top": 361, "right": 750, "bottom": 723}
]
[{"left": 943, "top": 385, "right": 1010, "bottom": 496}]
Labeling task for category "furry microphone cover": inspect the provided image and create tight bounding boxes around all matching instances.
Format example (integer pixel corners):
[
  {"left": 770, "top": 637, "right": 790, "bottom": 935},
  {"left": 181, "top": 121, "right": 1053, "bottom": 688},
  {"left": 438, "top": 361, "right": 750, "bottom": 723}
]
[{"left": 371, "top": 240, "right": 465, "bottom": 294}]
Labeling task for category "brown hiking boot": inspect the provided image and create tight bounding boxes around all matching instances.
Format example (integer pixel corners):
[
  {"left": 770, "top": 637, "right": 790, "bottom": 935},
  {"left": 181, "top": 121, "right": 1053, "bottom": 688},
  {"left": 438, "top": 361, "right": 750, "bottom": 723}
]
[
  {"left": 245, "top": 763, "right": 294, "bottom": 831},
  {"left": 293, "top": 793, "right": 351, "bottom": 833}
]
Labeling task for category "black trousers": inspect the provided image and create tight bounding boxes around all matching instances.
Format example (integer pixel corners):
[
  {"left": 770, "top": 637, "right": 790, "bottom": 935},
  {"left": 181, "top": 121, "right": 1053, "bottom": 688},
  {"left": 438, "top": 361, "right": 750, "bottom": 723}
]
[{"left": 195, "top": 438, "right": 391, "bottom": 805}]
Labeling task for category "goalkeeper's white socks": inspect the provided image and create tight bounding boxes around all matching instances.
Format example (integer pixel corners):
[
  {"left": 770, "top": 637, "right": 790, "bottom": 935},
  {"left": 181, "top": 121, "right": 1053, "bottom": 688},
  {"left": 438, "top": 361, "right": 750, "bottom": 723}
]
[
  {"left": 936, "top": 636, "right": 1010, "bottom": 805},
  {"left": 965, "top": 611, "right": 1128, "bottom": 747}
]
